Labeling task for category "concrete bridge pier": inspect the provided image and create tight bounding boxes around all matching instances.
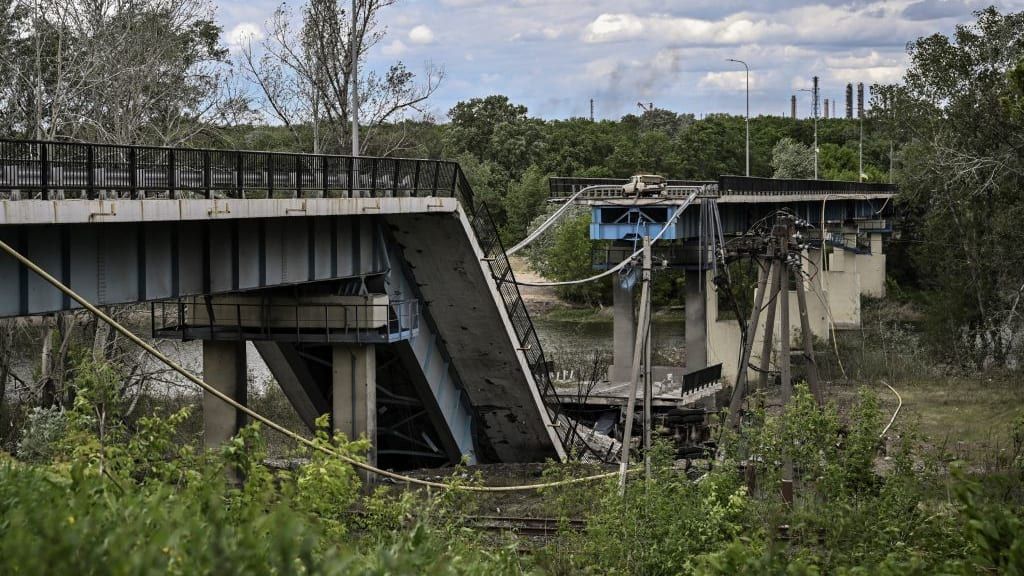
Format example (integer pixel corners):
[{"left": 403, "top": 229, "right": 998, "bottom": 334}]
[
  {"left": 332, "top": 344, "right": 377, "bottom": 466},
  {"left": 685, "top": 269, "right": 708, "bottom": 372},
  {"left": 611, "top": 277, "right": 635, "bottom": 383},
  {"left": 202, "top": 340, "right": 249, "bottom": 450}
]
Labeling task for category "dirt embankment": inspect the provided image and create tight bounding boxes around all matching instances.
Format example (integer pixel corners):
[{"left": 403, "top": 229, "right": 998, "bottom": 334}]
[{"left": 509, "top": 256, "right": 564, "bottom": 316}]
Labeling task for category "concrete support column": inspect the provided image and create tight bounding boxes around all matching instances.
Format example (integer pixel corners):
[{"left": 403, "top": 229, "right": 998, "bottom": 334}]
[
  {"left": 332, "top": 344, "right": 377, "bottom": 465},
  {"left": 685, "top": 269, "right": 708, "bottom": 371},
  {"left": 869, "top": 232, "right": 883, "bottom": 254},
  {"left": 611, "top": 278, "right": 635, "bottom": 383},
  {"left": 202, "top": 340, "right": 248, "bottom": 450}
]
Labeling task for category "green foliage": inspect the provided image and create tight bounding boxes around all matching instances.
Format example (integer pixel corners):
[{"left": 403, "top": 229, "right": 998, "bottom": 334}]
[
  {"left": 503, "top": 165, "right": 550, "bottom": 243},
  {"left": 527, "top": 211, "right": 610, "bottom": 305},
  {"left": 887, "top": 7, "right": 1024, "bottom": 366},
  {"left": 290, "top": 414, "right": 368, "bottom": 539},
  {"left": 771, "top": 137, "right": 814, "bottom": 178},
  {"left": 16, "top": 406, "right": 67, "bottom": 462}
]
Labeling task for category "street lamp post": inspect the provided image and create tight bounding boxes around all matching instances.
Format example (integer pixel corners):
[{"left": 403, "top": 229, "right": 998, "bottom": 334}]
[{"left": 727, "top": 58, "right": 750, "bottom": 176}]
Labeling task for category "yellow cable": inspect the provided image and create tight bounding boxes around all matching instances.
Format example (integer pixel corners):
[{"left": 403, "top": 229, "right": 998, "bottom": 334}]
[{"left": 0, "top": 238, "right": 635, "bottom": 492}]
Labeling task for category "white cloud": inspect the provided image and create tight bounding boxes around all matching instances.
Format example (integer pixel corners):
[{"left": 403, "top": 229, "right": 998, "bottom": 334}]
[
  {"left": 830, "top": 65, "right": 905, "bottom": 84},
  {"left": 409, "top": 25, "right": 436, "bottom": 44},
  {"left": 226, "top": 22, "right": 262, "bottom": 51},
  {"left": 510, "top": 26, "right": 564, "bottom": 41},
  {"left": 583, "top": 14, "right": 645, "bottom": 43},
  {"left": 381, "top": 39, "right": 407, "bottom": 56},
  {"left": 698, "top": 70, "right": 758, "bottom": 91}
]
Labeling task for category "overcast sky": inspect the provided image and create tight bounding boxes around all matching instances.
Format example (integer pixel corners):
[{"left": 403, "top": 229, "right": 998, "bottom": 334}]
[{"left": 220, "top": 0, "right": 1024, "bottom": 121}]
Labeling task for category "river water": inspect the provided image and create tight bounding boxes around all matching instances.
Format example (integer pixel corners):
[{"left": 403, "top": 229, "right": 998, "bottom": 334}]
[{"left": 532, "top": 316, "right": 686, "bottom": 374}]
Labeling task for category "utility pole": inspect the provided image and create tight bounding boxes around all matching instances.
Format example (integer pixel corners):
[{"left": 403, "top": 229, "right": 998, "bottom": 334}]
[
  {"left": 859, "top": 117, "right": 864, "bottom": 182},
  {"left": 619, "top": 236, "right": 652, "bottom": 493},
  {"left": 775, "top": 219, "right": 794, "bottom": 505},
  {"left": 642, "top": 236, "right": 653, "bottom": 482},
  {"left": 350, "top": 0, "right": 360, "bottom": 157},
  {"left": 728, "top": 214, "right": 823, "bottom": 506},
  {"left": 727, "top": 58, "right": 750, "bottom": 176},
  {"left": 798, "top": 87, "right": 818, "bottom": 179},
  {"left": 812, "top": 76, "right": 819, "bottom": 180}
]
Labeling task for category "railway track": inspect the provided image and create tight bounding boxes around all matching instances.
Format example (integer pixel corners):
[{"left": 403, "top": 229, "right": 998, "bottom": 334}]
[{"left": 465, "top": 515, "right": 586, "bottom": 536}]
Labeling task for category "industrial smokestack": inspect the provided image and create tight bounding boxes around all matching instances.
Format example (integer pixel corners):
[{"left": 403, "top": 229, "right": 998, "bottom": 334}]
[
  {"left": 857, "top": 83, "right": 865, "bottom": 119},
  {"left": 846, "top": 83, "right": 854, "bottom": 119},
  {"left": 824, "top": 99, "right": 829, "bottom": 119},
  {"left": 791, "top": 95, "right": 797, "bottom": 119},
  {"left": 812, "top": 76, "right": 820, "bottom": 120}
]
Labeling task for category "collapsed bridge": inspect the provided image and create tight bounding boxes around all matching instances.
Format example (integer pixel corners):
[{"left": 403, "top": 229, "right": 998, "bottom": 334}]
[{"left": 0, "top": 140, "right": 896, "bottom": 469}]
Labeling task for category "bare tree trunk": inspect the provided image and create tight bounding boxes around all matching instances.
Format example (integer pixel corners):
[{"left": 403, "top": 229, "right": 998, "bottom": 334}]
[
  {"left": 39, "top": 317, "right": 56, "bottom": 405},
  {"left": 53, "top": 313, "right": 76, "bottom": 405},
  {"left": 93, "top": 317, "right": 111, "bottom": 362}
]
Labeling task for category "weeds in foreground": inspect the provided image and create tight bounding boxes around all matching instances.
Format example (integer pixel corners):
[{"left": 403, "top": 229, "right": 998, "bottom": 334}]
[{"left": 1, "top": 357, "right": 1022, "bottom": 574}]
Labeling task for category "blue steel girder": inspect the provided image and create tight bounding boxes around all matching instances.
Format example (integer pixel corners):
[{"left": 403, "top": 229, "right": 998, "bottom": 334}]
[
  {"left": 384, "top": 240, "right": 478, "bottom": 464},
  {"left": 589, "top": 197, "right": 892, "bottom": 242}
]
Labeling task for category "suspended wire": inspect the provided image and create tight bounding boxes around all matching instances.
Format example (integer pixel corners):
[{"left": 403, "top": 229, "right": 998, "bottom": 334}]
[
  {"left": 512, "top": 188, "right": 701, "bottom": 287},
  {"left": 505, "top": 185, "right": 604, "bottom": 256}
]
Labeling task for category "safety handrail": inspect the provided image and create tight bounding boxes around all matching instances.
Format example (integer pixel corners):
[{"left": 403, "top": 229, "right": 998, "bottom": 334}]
[{"left": 0, "top": 139, "right": 472, "bottom": 207}]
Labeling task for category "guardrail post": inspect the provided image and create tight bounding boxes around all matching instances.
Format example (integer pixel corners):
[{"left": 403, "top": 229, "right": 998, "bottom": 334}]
[
  {"left": 128, "top": 147, "right": 138, "bottom": 199},
  {"left": 86, "top": 145, "right": 96, "bottom": 199},
  {"left": 369, "top": 158, "right": 378, "bottom": 197},
  {"left": 203, "top": 150, "right": 212, "bottom": 199},
  {"left": 39, "top": 142, "right": 50, "bottom": 200},
  {"left": 430, "top": 161, "right": 440, "bottom": 196},
  {"left": 167, "top": 148, "right": 177, "bottom": 199},
  {"left": 391, "top": 160, "right": 399, "bottom": 197},
  {"left": 450, "top": 164, "right": 459, "bottom": 197},
  {"left": 320, "top": 157, "right": 328, "bottom": 197},
  {"left": 412, "top": 160, "right": 421, "bottom": 197},
  {"left": 295, "top": 155, "right": 303, "bottom": 198},
  {"left": 235, "top": 151, "right": 243, "bottom": 199},
  {"left": 267, "top": 154, "right": 275, "bottom": 198},
  {"left": 347, "top": 157, "right": 355, "bottom": 198}
]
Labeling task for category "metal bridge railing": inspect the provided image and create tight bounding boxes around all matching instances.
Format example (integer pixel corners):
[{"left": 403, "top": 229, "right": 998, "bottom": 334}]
[
  {"left": 718, "top": 175, "right": 896, "bottom": 196},
  {"left": 151, "top": 297, "right": 420, "bottom": 344},
  {"left": 0, "top": 139, "right": 469, "bottom": 205}
]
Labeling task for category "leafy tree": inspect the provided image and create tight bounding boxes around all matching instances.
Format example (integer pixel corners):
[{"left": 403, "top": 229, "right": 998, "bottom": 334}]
[
  {"left": 502, "top": 165, "right": 548, "bottom": 243},
  {"left": 3, "top": 0, "right": 239, "bottom": 144},
  {"left": 443, "top": 95, "right": 528, "bottom": 162},
  {"left": 770, "top": 137, "right": 814, "bottom": 178},
  {"left": 883, "top": 7, "right": 1024, "bottom": 366}
]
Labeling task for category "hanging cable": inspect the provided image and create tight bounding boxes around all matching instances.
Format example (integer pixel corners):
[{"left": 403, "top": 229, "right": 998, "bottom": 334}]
[
  {"left": 506, "top": 184, "right": 617, "bottom": 257},
  {"left": 512, "top": 188, "right": 700, "bottom": 287}
]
